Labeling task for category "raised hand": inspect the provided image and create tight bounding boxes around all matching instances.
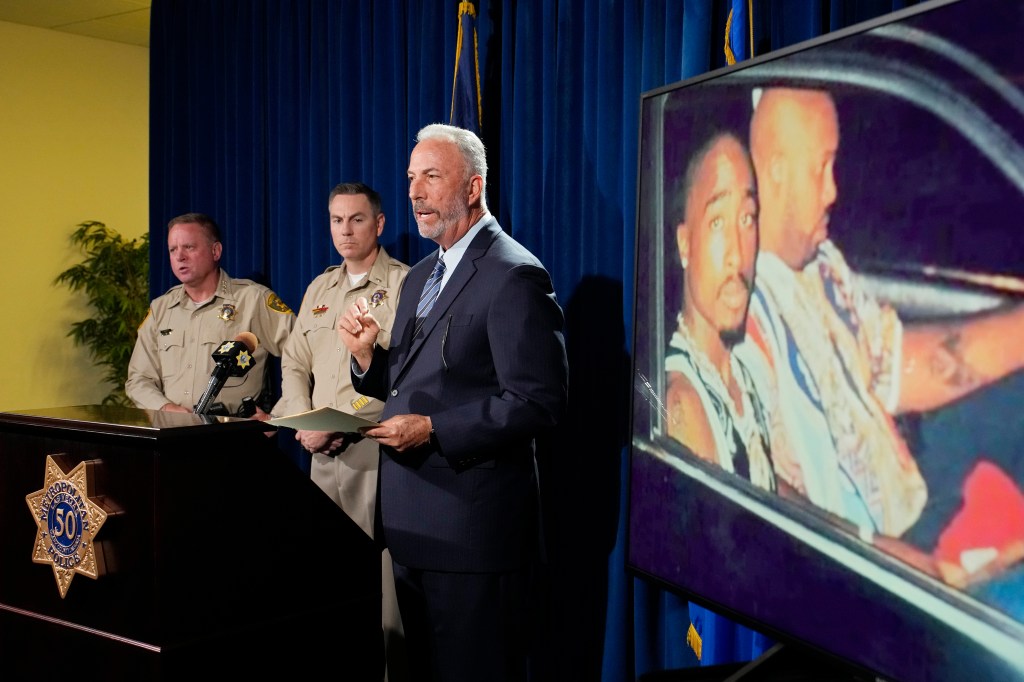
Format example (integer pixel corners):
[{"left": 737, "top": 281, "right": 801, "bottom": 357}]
[{"left": 338, "top": 296, "right": 382, "bottom": 371}]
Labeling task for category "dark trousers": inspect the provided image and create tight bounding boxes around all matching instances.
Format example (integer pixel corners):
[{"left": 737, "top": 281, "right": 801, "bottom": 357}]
[{"left": 392, "top": 561, "right": 529, "bottom": 682}]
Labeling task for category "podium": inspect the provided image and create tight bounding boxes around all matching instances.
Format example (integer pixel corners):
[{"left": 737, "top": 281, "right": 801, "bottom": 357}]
[{"left": 0, "top": 405, "right": 382, "bottom": 680}]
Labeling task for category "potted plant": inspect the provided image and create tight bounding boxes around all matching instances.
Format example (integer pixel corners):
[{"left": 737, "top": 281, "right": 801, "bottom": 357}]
[{"left": 54, "top": 221, "right": 150, "bottom": 406}]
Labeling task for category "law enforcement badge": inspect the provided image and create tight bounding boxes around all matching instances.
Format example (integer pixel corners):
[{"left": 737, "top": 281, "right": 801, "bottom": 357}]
[
  {"left": 267, "top": 293, "right": 294, "bottom": 314},
  {"left": 218, "top": 303, "right": 237, "bottom": 322},
  {"left": 369, "top": 289, "right": 388, "bottom": 308},
  {"left": 312, "top": 304, "right": 329, "bottom": 317},
  {"left": 215, "top": 340, "right": 253, "bottom": 371},
  {"left": 25, "top": 455, "right": 109, "bottom": 599}
]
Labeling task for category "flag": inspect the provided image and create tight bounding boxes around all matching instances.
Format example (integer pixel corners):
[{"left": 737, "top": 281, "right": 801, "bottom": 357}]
[
  {"left": 725, "top": 0, "right": 753, "bottom": 65},
  {"left": 450, "top": 1, "right": 482, "bottom": 134},
  {"left": 688, "top": 602, "right": 774, "bottom": 666}
]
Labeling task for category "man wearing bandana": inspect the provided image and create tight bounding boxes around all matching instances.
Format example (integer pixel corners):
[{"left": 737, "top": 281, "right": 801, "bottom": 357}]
[
  {"left": 126, "top": 212, "right": 294, "bottom": 416},
  {"left": 272, "top": 182, "right": 409, "bottom": 681}
]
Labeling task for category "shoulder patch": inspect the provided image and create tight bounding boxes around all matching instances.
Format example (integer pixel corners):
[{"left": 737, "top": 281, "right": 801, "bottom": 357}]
[
  {"left": 138, "top": 308, "right": 152, "bottom": 331},
  {"left": 266, "top": 293, "right": 293, "bottom": 314}
]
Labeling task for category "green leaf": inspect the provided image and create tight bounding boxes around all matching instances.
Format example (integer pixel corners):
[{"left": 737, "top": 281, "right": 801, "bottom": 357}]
[{"left": 54, "top": 221, "right": 150, "bottom": 405}]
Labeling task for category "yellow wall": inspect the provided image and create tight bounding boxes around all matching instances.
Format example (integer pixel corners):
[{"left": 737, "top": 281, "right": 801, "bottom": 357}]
[{"left": 0, "top": 21, "right": 148, "bottom": 411}]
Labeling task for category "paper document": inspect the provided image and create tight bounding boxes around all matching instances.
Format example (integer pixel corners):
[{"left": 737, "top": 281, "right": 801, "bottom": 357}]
[{"left": 268, "top": 406, "right": 379, "bottom": 433}]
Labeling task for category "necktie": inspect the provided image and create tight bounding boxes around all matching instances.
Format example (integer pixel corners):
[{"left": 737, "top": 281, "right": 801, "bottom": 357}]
[{"left": 414, "top": 256, "right": 446, "bottom": 337}]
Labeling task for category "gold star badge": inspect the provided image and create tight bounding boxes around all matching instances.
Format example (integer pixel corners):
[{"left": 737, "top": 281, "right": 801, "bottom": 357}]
[
  {"left": 236, "top": 350, "right": 253, "bottom": 370},
  {"left": 25, "top": 455, "right": 109, "bottom": 598}
]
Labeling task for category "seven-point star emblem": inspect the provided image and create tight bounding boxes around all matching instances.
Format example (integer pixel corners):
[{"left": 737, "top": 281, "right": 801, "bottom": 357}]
[{"left": 25, "top": 455, "right": 109, "bottom": 598}]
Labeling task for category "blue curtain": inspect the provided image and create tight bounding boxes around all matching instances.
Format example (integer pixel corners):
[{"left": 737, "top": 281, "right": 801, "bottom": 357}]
[{"left": 149, "top": 1, "right": 920, "bottom": 679}]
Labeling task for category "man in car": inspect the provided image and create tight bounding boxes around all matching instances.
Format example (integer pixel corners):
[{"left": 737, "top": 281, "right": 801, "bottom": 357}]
[
  {"left": 664, "top": 131, "right": 778, "bottom": 493},
  {"left": 743, "top": 86, "right": 1024, "bottom": 583},
  {"left": 664, "top": 130, "right": 792, "bottom": 664}
]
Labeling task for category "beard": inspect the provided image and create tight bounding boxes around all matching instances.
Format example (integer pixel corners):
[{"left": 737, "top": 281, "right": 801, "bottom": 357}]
[
  {"left": 417, "top": 219, "right": 446, "bottom": 240},
  {"left": 719, "top": 325, "right": 746, "bottom": 349},
  {"left": 716, "top": 274, "right": 752, "bottom": 348},
  {"left": 415, "top": 198, "right": 469, "bottom": 240}
]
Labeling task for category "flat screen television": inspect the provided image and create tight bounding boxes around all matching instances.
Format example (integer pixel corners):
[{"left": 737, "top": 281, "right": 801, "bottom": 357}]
[{"left": 627, "top": 0, "right": 1024, "bottom": 679}]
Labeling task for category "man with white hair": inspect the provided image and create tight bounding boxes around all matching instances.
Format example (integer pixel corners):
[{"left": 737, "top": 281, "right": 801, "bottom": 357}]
[{"left": 339, "top": 124, "right": 568, "bottom": 682}]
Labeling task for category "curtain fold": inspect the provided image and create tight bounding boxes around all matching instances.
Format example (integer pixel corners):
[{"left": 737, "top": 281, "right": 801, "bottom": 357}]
[{"left": 149, "top": 1, "right": 921, "bottom": 678}]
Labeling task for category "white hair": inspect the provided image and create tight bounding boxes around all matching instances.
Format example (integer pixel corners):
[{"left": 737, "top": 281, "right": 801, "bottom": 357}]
[{"left": 416, "top": 123, "right": 488, "bottom": 209}]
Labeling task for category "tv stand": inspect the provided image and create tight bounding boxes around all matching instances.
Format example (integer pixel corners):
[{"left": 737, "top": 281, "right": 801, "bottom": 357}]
[{"left": 723, "top": 643, "right": 870, "bottom": 681}]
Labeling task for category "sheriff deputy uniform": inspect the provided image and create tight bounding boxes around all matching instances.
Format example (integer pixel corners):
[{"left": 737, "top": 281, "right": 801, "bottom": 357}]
[{"left": 126, "top": 269, "right": 295, "bottom": 414}]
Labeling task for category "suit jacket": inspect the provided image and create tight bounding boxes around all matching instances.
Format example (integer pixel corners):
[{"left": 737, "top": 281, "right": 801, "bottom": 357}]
[{"left": 355, "top": 217, "right": 568, "bottom": 572}]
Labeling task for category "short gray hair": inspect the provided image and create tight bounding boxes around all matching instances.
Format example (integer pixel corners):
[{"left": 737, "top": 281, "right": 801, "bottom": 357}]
[{"left": 416, "top": 123, "right": 488, "bottom": 209}]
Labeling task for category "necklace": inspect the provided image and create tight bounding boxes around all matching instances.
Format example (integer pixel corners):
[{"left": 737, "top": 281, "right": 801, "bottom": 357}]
[
  {"left": 674, "top": 318, "right": 738, "bottom": 412},
  {"left": 671, "top": 316, "right": 776, "bottom": 491}
]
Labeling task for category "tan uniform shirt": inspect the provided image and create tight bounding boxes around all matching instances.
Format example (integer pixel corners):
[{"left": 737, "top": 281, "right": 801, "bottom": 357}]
[
  {"left": 272, "top": 247, "right": 408, "bottom": 534},
  {"left": 274, "top": 247, "right": 408, "bottom": 421},
  {"left": 126, "top": 269, "right": 295, "bottom": 414}
]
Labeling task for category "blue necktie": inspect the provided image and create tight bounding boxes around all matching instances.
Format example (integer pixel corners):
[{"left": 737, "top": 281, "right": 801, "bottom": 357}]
[{"left": 414, "top": 256, "right": 446, "bottom": 337}]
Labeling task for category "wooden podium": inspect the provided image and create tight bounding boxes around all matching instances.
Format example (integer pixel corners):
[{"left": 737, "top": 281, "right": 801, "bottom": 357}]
[{"left": 0, "top": 405, "right": 382, "bottom": 680}]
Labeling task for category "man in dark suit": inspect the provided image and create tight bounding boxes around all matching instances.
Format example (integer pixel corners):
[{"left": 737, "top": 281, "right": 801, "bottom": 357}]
[{"left": 338, "top": 123, "right": 568, "bottom": 682}]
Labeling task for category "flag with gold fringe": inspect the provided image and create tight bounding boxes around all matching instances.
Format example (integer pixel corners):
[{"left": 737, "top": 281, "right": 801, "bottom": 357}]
[
  {"left": 450, "top": 0, "right": 482, "bottom": 134},
  {"left": 688, "top": 600, "right": 772, "bottom": 666},
  {"left": 725, "top": 0, "right": 753, "bottom": 65}
]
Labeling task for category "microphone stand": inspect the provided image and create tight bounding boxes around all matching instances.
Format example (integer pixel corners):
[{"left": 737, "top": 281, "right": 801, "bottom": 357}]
[
  {"left": 194, "top": 361, "right": 231, "bottom": 415},
  {"left": 193, "top": 334, "right": 259, "bottom": 416}
]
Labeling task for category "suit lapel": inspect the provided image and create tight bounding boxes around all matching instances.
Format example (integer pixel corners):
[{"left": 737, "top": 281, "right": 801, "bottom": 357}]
[
  {"left": 393, "top": 220, "right": 500, "bottom": 382},
  {"left": 388, "top": 257, "right": 433, "bottom": 373}
]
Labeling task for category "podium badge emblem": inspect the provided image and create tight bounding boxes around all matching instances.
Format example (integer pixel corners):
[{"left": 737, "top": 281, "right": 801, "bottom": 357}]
[{"left": 25, "top": 455, "right": 109, "bottom": 598}]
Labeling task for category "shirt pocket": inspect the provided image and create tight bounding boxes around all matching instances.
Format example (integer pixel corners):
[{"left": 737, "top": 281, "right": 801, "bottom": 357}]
[
  {"left": 156, "top": 327, "right": 186, "bottom": 382},
  {"left": 306, "top": 317, "right": 341, "bottom": 375}
]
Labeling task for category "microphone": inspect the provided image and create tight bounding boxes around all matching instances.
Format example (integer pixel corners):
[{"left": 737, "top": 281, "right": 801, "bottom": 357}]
[{"left": 193, "top": 332, "right": 259, "bottom": 415}]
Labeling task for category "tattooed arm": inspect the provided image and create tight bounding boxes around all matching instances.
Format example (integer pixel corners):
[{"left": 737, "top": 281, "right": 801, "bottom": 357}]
[{"left": 897, "top": 304, "right": 1024, "bottom": 413}]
